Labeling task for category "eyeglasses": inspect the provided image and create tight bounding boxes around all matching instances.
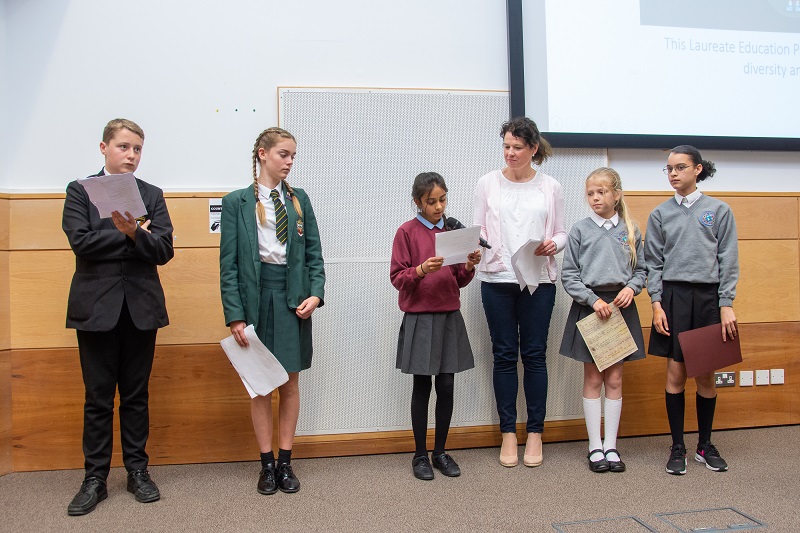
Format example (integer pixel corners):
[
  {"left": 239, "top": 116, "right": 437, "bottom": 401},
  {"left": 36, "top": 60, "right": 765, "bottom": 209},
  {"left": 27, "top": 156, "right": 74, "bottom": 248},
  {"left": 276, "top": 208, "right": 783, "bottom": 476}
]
[{"left": 663, "top": 164, "right": 695, "bottom": 175}]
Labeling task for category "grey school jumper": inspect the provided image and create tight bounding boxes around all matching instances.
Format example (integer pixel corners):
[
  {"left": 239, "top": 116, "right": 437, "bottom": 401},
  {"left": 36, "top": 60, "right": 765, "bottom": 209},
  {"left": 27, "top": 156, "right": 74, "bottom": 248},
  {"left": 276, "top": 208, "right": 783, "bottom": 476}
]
[
  {"left": 561, "top": 218, "right": 646, "bottom": 307},
  {"left": 644, "top": 194, "right": 739, "bottom": 307}
]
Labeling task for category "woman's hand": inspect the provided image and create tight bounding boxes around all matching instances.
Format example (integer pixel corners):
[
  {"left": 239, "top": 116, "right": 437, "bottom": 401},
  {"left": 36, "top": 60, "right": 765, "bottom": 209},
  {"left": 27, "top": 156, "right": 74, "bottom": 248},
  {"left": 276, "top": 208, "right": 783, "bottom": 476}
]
[
  {"left": 592, "top": 299, "right": 612, "bottom": 319},
  {"left": 720, "top": 306, "right": 737, "bottom": 341},
  {"left": 296, "top": 296, "right": 321, "bottom": 319},
  {"left": 534, "top": 239, "right": 557, "bottom": 256},
  {"left": 465, "top": 249, "right": 482, "bottom": 271},
  {"left": 652, "top": 302, "right": 670, "bottom": 336},
  {"left": 229, "top": 320, "right": 249, "bottom": 348},
  {"left": 613, "top": 287, "right": 635, "bottom": 309}
]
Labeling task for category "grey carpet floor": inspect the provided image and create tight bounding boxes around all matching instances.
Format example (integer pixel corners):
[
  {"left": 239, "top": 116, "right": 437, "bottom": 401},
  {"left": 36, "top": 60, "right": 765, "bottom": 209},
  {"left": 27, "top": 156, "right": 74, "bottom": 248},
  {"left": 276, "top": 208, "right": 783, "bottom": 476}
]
[{"left": 1, "top": 425, "right": 797, "bottom": 532}]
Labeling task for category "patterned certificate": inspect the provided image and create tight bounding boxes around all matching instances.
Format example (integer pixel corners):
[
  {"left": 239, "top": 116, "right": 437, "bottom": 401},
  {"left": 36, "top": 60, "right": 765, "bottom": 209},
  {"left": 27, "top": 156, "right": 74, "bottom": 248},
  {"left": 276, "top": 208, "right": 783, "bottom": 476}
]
[{"left": 576, "top": 304, "right": 637, "bottom": 372}]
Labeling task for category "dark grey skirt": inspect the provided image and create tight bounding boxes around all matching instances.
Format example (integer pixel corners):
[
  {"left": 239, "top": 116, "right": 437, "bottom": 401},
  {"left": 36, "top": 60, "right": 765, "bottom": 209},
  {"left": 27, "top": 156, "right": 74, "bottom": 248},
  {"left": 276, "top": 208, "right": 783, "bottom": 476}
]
[
  {"left": 396, "top": 310, "right": 474, "bottom": 375},
  {"left": 255, "top": 262, "right": 312, "bottom": 373},
  {"left": 560, "top": 289, "right": 646, "bottom": 364}
]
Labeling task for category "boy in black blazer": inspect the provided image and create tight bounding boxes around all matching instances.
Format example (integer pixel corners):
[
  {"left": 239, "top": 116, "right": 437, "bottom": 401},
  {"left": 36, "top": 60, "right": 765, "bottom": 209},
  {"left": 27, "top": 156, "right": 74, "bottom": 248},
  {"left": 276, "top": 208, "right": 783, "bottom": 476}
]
[{"left": 62, "top": 118, "right": 174, "bottom": 516}]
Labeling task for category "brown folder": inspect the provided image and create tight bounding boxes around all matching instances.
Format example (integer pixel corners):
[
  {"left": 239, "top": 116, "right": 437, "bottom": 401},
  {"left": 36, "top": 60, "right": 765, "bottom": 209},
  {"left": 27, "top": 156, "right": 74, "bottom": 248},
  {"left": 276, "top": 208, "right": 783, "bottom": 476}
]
[{"left": 678, "top": 324, "right": 743, "bottom": 378}]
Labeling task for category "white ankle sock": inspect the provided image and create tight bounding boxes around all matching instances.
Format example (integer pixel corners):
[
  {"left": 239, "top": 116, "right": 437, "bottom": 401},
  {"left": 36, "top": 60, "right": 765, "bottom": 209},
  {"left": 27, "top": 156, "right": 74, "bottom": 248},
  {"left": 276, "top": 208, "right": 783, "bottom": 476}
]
[
  {"left": 603, "top": 397, "right": 622, "bottom": 462},
  {"left": 583, "top": 397, "right": 604, "bottom": 461}
]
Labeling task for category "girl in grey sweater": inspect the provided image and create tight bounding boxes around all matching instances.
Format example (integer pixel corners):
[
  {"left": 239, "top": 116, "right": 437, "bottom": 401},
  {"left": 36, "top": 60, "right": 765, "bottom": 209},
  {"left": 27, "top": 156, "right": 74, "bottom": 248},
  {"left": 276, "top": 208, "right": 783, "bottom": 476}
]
[
  {"left": 645, "top": 145, "right": 739, "bottom": 476},
  {"left": 560, "top": 167, "right": 646, "bottom": 473}
]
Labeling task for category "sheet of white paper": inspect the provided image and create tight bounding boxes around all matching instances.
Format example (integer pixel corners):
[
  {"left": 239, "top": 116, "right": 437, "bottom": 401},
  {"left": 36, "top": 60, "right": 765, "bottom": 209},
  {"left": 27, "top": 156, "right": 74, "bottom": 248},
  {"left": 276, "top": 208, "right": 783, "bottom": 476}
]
[
  {"left": 220, "top": 325, "right": 289, "bottom": 398},
  {"left": 77, "top": 172, "right": 147, "bottom": 219},
  {"left": 511, "top": 239, "right": 547, "bottom": 294},
  {"left": 436, "top": 225, "right": 481, "bottom": 266}
]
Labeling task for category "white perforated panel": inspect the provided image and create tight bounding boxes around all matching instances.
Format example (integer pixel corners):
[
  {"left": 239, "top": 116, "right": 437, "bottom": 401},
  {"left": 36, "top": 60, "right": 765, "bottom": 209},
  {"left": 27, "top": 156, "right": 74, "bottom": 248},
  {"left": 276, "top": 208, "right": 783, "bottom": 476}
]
[{"left": 280, "top": 88, "right": 606, "bottom": 435}]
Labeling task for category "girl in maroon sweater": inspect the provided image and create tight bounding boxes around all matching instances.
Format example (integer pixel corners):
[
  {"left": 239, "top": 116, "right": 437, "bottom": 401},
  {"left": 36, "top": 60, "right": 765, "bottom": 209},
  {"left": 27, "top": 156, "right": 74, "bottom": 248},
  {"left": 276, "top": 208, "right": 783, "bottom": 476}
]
[{"left": 390, "top": 172, "right": 482, "bottom": 481}]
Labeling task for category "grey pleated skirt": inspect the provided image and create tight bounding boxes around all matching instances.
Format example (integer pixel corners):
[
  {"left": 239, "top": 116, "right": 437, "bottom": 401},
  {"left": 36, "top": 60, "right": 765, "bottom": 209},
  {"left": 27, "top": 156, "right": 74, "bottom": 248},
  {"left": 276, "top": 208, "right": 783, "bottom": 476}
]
[
  {"left": 255, "top": 262, "right": 312, "bottom": 373},
  {"left": 396, "top": 310, "right": 474, "bottom": 375},
  {"left": 559, "top": 289, "right": 646, "bottom": 364}
]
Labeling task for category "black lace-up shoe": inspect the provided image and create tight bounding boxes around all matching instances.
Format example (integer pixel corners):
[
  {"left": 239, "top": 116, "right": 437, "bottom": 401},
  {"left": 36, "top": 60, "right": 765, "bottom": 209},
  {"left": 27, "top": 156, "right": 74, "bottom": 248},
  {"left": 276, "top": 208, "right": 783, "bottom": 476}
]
[
  {"left": 67, "top": 477, "right": 107, "bottom": 516},
  {"left": 257, "top": 463, "right": 278, "bottom": 495},
  {"left": 127, "top": 469, "right": 161, "bottom": 503},
  {"left": 276, "top": 463, "right": 300, "bottom": 493},
  {"left": 432, "top": 453, "right": 461, "bottom": 477},
  {"left": 412, "top": 455, "right": 434, "bottom": 480}
]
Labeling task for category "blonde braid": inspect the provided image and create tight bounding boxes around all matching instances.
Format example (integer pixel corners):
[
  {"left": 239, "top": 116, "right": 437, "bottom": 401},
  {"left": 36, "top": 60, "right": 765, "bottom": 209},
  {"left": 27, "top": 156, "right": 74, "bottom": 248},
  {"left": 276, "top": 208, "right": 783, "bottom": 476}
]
[
  {"left": 282, "top": 179, "right": 303, "bottom": 219},
  {"left": 251, "top": 127, "right": 299, "bottom": 226}
]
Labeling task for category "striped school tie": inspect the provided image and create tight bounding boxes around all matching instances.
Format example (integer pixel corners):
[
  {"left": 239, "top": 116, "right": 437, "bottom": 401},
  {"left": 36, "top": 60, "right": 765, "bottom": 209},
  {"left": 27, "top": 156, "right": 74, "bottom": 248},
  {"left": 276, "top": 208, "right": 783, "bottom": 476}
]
[{"left": 270, "top": 189, "right": 288, "bottom": 244}]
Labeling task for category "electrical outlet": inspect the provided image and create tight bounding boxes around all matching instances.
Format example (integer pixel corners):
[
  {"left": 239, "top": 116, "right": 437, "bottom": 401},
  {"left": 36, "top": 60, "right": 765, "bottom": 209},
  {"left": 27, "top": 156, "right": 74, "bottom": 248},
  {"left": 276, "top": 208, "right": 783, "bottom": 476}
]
[
  {"left": 771, "top": 369, "right": 785, "bottom": 385},
  {"left": 714, "top": 372, "right": 736, "bottom": 387},
  {"left": 756, "top": 370, "right": 770, "bottom": 386},
  {"left": 740, "top": 370, "right": 754, "bottom": 387}
]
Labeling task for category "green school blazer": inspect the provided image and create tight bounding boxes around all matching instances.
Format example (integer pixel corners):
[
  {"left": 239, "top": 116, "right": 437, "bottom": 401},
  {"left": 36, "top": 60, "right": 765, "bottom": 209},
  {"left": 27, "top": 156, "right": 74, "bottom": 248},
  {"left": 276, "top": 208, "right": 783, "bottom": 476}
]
[{"left": 219, "top": 184, "right": 325, "bottom": 328}]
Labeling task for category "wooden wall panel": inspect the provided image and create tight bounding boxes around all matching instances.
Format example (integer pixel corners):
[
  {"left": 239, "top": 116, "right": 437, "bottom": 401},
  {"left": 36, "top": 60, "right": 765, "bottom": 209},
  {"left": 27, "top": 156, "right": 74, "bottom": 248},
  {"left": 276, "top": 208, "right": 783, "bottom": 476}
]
[
  {"left": 7, "top": 194, "right": 226, "bottom": 251},
  {"left": 8, "top": 251, "right": 76, "bottom": 349},
  {"left": 625, "top": 194, "right": 799, "bottom": 240},
  {"left": 633, "top": 240, "right": 800, "bottom": 327},
  {"left": 8, "top": 248, "right": 228, "bottom": 349},
  {"left": 0, "top": 251, "right": 9, "bottom": 350},
  {"left": 8, "top": 198, "right": 67, "bottom": 250},
  {"left": 0, "top": 196, "right": 9, "bottom": 250},
  {"left": 166, "top": 196, "right": 223, "bottom": 249},
  {"left": 0, "top": 350, "right": 11, "bottom": 475},
  {"left": 10, "top": 321, "right": 797, "bottom": 471},
  {"left": 737, "top": 240, "right": 800, "bottom": 323},
  {"left": 157, "top": 248, "right": 229, "bottom": 345},
  {"left": 722, "top": 196, "right": 798, "bottom": 240},
  {"left": 620, "top": 323, "right": 800, "bottom": 437},
  {"left": 11, "top": 345, "right": 256, "bottom": 471}
]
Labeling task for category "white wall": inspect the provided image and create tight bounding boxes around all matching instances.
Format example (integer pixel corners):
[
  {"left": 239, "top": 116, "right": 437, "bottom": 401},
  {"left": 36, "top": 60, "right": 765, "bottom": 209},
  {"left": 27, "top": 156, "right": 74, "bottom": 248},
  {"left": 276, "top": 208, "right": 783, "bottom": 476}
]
[
  {"left": 3, "top": 0, "right": 797, "bottom": 193},
  {"left": 1, "top": 0, "right": 508, "bottom": 191},
  {"left": 609, "top": 148, "right": 800, "bottom": 193},
  {"left": 0, "top": 0, "right": 8, "bottom": 181}
]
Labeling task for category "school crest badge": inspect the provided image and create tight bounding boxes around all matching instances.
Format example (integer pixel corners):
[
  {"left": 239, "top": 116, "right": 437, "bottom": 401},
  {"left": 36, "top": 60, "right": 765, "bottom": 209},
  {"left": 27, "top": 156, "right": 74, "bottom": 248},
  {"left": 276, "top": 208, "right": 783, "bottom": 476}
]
[
  {"left": 699, "top": 211, "right": 715, "bottom": 227},
  {"left": 296, "top": 219, "right": 304, "bottom": 236}
]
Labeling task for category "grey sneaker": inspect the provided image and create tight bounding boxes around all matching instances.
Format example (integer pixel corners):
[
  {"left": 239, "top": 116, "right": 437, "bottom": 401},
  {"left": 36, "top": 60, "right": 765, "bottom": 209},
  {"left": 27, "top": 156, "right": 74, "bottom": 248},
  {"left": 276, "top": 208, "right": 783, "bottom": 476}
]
[{"left": 666, "top": 443, "right": 687, "bottom": 475}]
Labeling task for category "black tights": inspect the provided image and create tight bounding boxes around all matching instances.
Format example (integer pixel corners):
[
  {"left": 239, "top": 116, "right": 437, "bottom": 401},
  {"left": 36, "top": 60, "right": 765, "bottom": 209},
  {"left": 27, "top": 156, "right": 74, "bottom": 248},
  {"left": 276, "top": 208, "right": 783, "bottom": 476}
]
[{"left": 410, "top": 373, "right": 454, "bottom": 457}]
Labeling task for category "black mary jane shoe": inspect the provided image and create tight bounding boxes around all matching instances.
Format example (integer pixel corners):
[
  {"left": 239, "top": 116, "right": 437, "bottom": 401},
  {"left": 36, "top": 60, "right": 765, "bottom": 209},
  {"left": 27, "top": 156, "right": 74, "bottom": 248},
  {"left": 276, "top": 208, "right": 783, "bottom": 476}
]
[
  {"left": 587, "top": 449, "right": 610, "bottom": 473},
  {"left": 604, "top": 449, "right": 626, "bottom": 473}
]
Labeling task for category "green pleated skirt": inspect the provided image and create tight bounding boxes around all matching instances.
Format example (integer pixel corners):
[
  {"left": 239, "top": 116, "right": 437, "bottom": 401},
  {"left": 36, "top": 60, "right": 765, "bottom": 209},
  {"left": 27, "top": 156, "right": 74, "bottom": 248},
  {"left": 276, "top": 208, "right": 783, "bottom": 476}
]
[{"left": 256, "top": 262, "right": 312, "bottom": 373}]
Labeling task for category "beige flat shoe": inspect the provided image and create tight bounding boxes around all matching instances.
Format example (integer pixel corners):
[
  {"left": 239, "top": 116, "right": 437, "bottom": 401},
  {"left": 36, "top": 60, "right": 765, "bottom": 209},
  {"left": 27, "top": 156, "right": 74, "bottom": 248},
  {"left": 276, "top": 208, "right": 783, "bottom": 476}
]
[
  {"left": 500, "top": 432, "right": 519, "bottom": 467},
  {"left": 523, "top": 432, "right": 543, "bottom": 467}
]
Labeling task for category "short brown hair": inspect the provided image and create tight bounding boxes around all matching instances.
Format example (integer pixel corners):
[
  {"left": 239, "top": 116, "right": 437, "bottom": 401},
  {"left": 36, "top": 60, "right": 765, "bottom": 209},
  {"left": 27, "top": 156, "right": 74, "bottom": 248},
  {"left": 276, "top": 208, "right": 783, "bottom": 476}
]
[{"left": 102, "top": 118, "right": 145, "bottom": 144}]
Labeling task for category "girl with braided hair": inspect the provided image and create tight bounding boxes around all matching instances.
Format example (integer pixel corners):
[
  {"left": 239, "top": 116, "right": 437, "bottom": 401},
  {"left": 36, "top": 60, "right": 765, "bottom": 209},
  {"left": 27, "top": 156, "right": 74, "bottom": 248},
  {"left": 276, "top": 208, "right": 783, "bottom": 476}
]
[{"left": 220, "top": 127, "right": 325, "bottom": 495}]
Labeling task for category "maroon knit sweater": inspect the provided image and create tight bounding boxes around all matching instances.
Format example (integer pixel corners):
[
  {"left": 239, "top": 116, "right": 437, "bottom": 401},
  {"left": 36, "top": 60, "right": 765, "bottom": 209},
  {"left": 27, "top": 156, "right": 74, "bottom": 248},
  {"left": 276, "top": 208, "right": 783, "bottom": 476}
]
[{"left": 390, "top": 218, "right": 475, "bottom": 313}]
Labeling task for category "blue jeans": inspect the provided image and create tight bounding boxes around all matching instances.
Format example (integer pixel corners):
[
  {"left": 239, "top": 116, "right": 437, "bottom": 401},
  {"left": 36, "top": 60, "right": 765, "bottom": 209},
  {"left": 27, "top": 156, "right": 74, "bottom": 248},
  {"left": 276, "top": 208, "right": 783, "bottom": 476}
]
[{"left": 481, "top": 282, "right": 556, "bottom": 434}]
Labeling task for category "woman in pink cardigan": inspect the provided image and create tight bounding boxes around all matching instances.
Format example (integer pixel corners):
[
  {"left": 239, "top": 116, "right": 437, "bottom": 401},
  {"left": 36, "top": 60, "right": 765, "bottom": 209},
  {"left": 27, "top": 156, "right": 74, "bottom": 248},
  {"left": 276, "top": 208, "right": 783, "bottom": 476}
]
[{"left": 472, "top": 117, "right": 566, "bottom": 468}]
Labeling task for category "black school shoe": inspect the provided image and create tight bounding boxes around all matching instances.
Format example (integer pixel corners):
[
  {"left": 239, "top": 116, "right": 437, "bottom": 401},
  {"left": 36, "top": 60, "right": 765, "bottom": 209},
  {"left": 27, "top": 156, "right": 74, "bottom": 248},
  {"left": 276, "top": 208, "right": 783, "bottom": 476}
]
[
  {"left": 276, "top": 462, "right": 300, "bottom": 493},
  {"left": 604, "top": 449, "right": 626, "bottom": 473},
  {"left": 666, "top": 443, "right": 687, "bottom": 475},
  {"left": 67, "top": 476, "right": 108, "bottom": 516},
  {"left": 432, "top": 453, "right": 461, "bottom": 477},
  {"left": 412, "top": 455, "right": 434, "bottom": 480},
  {"left": 587, "top": 449, "right": 610, "bottom": 473},
  {"left": 695, "top": 442, "right": 729, "bottom": 472},
  {"left": 257, "top": 463, "right": 278, "bottom": 495},
  {"left": 127, "top": 470, "right": 161, "bottom": 503}
]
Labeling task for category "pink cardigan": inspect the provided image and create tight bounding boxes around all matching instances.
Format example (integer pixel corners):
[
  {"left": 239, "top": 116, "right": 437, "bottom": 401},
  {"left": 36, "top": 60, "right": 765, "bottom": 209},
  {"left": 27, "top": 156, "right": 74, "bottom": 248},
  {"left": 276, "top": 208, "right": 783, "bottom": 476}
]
[{"left": 472, "top": 169, "right": 567, "bottom": 282}]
